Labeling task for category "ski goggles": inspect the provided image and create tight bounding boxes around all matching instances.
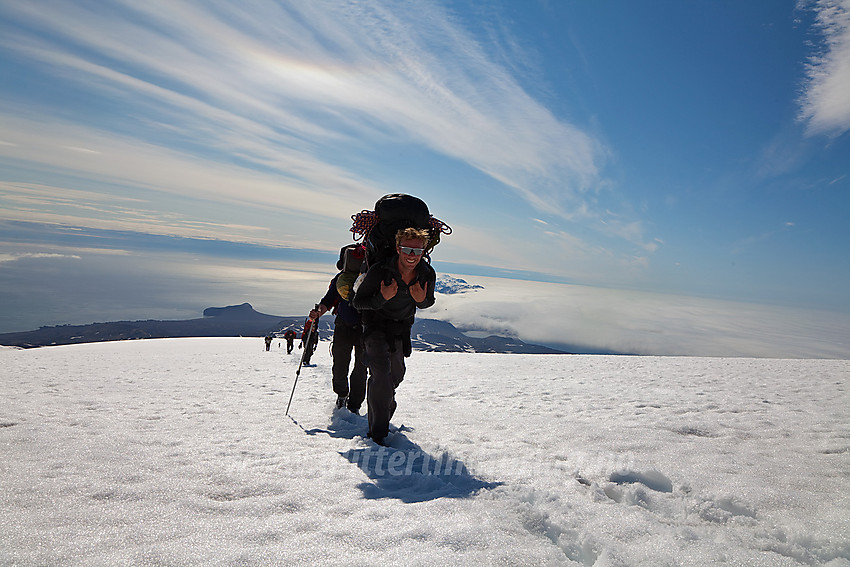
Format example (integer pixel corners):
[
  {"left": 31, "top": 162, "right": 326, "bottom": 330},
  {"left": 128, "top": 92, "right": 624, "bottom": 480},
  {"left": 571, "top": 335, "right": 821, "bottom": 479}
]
[{"left": 399, "top": 246, "right": 425, "bottom": 257}]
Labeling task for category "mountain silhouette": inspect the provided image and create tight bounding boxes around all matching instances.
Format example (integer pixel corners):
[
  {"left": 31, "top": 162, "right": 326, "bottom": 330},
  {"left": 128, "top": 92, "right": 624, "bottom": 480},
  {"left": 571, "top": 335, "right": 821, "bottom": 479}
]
[{"left": 0, "top": 303, "right": 566, "bottom": 354}]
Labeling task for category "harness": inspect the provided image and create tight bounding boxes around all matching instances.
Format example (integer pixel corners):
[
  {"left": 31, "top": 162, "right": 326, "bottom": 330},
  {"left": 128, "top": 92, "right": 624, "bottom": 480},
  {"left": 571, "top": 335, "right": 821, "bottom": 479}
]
[{"left": 362, "top": 315, "right": 414, "bottom": 357}]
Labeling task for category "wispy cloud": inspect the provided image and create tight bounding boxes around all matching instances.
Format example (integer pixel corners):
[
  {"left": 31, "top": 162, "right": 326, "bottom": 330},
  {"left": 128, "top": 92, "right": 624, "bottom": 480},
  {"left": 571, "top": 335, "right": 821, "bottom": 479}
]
[
  {"left": 0, "top": 252, "right": 81, "bottom": 264},
  {"left": 730, "top": 222, "right": 795, "bottom": 255},
  {"left": 0, "top": 0, "right": 608, "bottom": 224},
  {"left": 800, "top": 0, "right": 850, "bottom": 135},
  {"left": 0, "top": 181, "right": 288, "bottom": 247}
]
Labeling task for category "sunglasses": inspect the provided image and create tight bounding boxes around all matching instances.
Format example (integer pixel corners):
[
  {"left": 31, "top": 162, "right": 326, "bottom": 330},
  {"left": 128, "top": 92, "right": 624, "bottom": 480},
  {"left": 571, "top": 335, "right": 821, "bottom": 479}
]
[{"left": 399, "top": 246, "right": 425, "bottom": 257}]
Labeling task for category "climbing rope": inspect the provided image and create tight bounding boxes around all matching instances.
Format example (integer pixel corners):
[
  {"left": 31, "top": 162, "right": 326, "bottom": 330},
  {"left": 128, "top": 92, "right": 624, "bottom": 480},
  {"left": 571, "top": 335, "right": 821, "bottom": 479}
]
[
  {"left": 350, "top": 210, "right": 379, "bottom": 241},
  {"left": 349, "top": 210, "right": 452, "bottom": 255}
]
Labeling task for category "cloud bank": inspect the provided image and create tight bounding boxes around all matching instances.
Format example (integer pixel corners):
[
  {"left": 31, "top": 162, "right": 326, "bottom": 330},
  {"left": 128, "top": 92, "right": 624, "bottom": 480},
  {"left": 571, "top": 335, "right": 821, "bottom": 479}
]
[{"left": 432, "top": 275, "right": 850, "bottom": 359}]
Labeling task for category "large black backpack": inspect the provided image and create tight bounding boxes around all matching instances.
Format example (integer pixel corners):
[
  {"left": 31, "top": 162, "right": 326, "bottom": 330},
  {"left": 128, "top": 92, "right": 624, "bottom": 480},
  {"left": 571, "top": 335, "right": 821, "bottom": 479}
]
[{"left": 350, "top": 193, "right": 450, "bottom": 269}]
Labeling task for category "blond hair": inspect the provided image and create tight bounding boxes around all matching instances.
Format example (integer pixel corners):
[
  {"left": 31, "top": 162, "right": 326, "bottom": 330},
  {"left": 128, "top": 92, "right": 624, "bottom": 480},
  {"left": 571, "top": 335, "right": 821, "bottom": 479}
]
[{"left": 395, "top": 227, "right": 431, "bottom": 247}]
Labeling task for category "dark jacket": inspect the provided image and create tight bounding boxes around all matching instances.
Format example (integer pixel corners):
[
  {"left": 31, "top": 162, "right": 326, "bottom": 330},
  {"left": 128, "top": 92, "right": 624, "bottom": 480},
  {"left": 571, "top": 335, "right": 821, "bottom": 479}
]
[
  {"left": 320, "top": 273, "right": 361, "bottom": 328},
  {"left": 351, "top": 254, "right": 436, "bottom": 328}
]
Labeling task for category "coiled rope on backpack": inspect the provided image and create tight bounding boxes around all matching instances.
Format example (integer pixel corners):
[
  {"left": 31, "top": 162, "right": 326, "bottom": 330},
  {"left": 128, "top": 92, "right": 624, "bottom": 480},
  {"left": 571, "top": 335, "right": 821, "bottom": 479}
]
[
  {"left": 426, "top": 216, "right": 452, "bottom": 253},
  {"left": 350, "top": 210, "right": 452, "bottom": 254},
  {"left": 350, "top": 210, "right": 379, "bottom": 241}
]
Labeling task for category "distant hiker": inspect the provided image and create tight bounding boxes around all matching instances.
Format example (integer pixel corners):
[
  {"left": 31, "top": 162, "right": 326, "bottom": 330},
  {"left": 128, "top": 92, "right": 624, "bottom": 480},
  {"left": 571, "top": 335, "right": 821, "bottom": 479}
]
[
  {"left": 299, "top": 317, "right": 319, "bottom": 365},
  {"left": 310, "top": 247, "right": 368, "bottom": 414},
  {"left": 283, "top": 329, "right": 297, "bottom": 354},
  {"left": 351, "top": 227, "right": 436, "bottom": 445}
]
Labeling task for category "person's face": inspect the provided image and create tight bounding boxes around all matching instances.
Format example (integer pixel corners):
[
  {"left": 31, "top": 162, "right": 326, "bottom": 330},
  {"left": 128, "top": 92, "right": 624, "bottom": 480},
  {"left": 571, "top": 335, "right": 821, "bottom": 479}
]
[{"left": 397, "top": 238, "right": 426, "bottom": 270}]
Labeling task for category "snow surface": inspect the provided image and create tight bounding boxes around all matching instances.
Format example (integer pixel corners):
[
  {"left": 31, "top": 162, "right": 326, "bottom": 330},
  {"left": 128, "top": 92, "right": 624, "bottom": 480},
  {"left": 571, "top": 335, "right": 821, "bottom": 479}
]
[{"left": 1, "top": 337, "right": 848, "bottom": 566}]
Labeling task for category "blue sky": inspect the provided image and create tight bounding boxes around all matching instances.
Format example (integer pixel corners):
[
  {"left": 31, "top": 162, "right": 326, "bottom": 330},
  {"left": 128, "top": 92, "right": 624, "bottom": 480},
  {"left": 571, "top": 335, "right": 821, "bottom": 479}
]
[{"left": 1, "top": 1, "right": 848, "bottom": 356}]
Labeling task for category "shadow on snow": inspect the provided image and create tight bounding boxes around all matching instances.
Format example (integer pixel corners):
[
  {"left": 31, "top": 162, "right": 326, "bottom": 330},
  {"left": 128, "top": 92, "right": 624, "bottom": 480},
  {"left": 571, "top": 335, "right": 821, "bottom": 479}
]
[{"left": 304, "top": 410, "right": 502, "bottom": 503}]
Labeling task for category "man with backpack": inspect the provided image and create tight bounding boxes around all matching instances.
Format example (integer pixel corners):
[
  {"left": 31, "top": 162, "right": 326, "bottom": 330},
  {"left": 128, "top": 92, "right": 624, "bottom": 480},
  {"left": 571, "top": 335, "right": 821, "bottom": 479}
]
[
  {"left": 283, "top": 329, "right": 297, "bottom": 353},
  {"left": 309, "top": 245, "right": 368, "bottom": 414},
  {"left": 299, "top": 317, "right": 319, "bottom": 365},
  {"left": 351, "top": 226, "right": 436, "bottom": 445}
]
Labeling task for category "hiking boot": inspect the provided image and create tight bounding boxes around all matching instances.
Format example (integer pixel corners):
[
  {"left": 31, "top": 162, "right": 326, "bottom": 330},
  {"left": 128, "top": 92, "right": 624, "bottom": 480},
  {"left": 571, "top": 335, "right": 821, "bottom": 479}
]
[
  {"left": 335, "top": 395, "right": 347, "bottom": 409},
  {"left": 368, "top": 431, "right": 386, "bottom": 446}
]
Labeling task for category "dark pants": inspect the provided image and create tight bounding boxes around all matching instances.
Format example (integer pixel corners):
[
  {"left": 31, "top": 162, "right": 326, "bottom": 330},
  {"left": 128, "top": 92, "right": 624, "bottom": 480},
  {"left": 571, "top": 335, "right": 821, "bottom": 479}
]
[
  {"left": 302, "top": 333, "right": 318, "bottom": 364},
  {"left": 363, "top": 331, "right": 406, "bottom": 442},
  {"left": 331, "top": 320, "right": 367, "bottom": 412},
  {"left": 286, "top": 339, "right": 294, "bottom": 354}
]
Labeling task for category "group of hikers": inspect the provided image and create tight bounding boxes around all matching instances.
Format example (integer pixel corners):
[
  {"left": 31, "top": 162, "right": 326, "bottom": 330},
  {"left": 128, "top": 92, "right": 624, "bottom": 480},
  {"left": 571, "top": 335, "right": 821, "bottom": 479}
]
[
  {"left": 264, "top": 328, "right": 308, "bottom": 357},
  {"left": 272, "top": 194, "right": 446, "bottom": 446}
]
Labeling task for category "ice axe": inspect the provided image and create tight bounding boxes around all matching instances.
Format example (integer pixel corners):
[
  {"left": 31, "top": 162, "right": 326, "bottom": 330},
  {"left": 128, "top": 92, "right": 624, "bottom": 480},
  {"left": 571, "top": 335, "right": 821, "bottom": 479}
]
[{"left": 285, "top": 305, "right": 319, "bottom": 416}]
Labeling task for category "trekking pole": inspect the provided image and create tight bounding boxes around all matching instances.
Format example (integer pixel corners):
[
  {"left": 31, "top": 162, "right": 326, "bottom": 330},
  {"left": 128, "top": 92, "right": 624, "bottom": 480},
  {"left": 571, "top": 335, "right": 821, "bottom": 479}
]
[{"left": 285, "top": 305, "right": 318, "bottom": 416}]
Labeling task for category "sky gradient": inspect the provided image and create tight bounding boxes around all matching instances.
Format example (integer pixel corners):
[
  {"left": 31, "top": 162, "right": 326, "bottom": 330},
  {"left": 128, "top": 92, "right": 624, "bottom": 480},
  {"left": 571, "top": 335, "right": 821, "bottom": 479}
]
[{"left": 1, "top": 1, "right": 849, "bottom": 356}]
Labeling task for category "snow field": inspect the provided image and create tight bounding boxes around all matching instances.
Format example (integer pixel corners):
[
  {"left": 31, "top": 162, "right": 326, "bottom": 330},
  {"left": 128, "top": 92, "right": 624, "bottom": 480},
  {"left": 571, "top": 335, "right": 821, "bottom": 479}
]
[{"left": 1, "top": 337, "right": 848, "bottom": 566}]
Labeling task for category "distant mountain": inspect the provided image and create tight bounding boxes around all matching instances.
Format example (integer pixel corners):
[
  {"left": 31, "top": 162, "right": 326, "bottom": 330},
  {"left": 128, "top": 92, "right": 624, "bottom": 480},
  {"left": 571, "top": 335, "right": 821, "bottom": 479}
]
[
  {"left": 0, "top": 303, "right": 565, "bottom": 354},
  {"left": 411, "top": 319, "right": 565, "bottom": 354},
  {"left": 202, "top": 302, "right": 279, "bottom": 320},
  {"left": 434, "top": 275, "right": 484, "bottom": 295},
  {"left": 0, "top": 304, "right": 314, "bottom": 349}
]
